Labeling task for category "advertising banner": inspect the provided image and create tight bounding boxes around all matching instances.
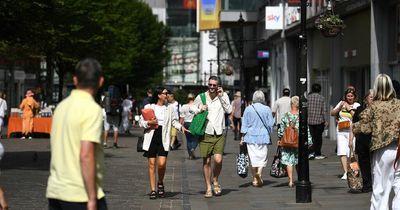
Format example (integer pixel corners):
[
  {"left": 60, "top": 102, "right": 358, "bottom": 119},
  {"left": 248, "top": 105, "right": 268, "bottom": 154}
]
[
  {"left": 165, "top": 37, "right": 199, "bottom": 85},
  {"left": 197, "top": 0, "right": 221, "bottom": 31},
  {"left": 200, "top": 30, "right": 218, "bottom": 84},
  {"left": 184, "top": 0, "right": 196, "bottom": 10}
]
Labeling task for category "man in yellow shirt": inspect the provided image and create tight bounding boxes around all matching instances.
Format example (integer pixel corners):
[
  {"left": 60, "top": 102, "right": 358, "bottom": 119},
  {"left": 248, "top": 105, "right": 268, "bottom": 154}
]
[{"left": 46, "top": 58, "right": 107, "bottom": 210}]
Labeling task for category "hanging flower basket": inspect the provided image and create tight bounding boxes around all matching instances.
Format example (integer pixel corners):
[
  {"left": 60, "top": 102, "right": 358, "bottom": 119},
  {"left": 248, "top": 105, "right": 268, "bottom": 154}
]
[
  {"left": 321, "top": 26, "right": 342, "bottom": 37},
  {"left": 315, "top": 13, "right": 345, "bottom": 38},
  {"left": 222, "top": 64, "right": 234, "bottom": 76}
]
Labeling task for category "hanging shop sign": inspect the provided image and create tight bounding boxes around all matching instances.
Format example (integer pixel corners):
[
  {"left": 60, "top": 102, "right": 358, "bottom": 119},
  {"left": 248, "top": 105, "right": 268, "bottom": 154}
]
[{"left": 265, "top": 6, "right": 283, "bottom": 30}]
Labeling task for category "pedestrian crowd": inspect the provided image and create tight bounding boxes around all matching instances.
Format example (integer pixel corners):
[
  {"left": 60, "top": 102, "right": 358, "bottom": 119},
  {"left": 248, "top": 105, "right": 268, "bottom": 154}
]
[{"left": 0, "top": 58, "right": 399, "bottom": 210}]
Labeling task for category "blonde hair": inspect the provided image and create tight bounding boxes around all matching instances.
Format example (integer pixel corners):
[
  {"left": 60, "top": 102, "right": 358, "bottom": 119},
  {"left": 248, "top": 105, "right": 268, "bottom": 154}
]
[
  {"left": 291, "top": 96, "right": 299, "bottom": 108},
  {"left": 373, "top": 74, "right": 396, "bottom": 101}
]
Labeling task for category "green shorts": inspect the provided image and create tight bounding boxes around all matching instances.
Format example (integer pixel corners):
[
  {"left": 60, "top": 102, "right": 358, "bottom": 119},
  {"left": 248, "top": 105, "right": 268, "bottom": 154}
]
[{"left": 199, "top": 133, "right": 225, "bottom": 157}]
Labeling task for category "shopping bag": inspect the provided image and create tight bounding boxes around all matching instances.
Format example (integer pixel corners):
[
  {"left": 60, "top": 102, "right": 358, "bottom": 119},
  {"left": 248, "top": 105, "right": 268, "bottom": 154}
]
[
  {"left": 278, "top": 114, "right": 298, "bottom": 148},
  {"left": 236, "top": 144, "right": 249, "bottom": 178},
  {"left": 338, "top": 120, "right": 350, "bottom": 130},
  {"left": 270, "top": 147, "right": 288, "bottom": 178},
  {"left": 136, "top": 136, "right": 144, "bottom": 152},
  {"left": 189, "top": 93, "right": 208, "bottom": 136},
  {"left": 347, "top": 147, "right": 363, "bottom": 191}
]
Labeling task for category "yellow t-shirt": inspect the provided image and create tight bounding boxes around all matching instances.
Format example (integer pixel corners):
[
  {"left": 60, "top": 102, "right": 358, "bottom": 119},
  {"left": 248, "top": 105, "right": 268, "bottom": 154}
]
[{"left": 46, "top": 89, "right": 105, "bottom": 202}]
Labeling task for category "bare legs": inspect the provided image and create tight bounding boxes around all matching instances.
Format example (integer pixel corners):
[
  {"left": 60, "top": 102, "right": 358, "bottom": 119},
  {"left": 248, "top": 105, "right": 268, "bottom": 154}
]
[
  {"left": 287, "top": 165, "right": 294, "bottom": 187},
  {"left": 203, "top": 154, "right": 223, "bottom": 192},
  {"left": 251, "top": 167, "right": 264, "bottom": 186},
  {"left": 103, "top": 130, "right": 119, "bottom": 147},
  {"left": 148, "top": 156, "right": 168, "bottom": 192}
]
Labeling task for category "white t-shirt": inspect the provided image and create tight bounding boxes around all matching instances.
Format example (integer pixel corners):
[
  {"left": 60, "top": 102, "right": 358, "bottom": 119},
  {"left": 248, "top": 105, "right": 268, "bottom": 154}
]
[
  {"left": 272, "top": 96, "right": 291, "bottom": 124},
  {"left": 154, "top": 105, "right": 165, "bottom": 126},
  {"left": 180, "top": 103, "right": 195, "bottom": 123}
]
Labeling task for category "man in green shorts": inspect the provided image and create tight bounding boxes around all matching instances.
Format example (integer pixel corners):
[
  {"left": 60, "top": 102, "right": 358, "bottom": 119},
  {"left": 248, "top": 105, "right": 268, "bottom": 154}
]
[{"left": 192, "top": 76, "right": 232, "bottom": 198}]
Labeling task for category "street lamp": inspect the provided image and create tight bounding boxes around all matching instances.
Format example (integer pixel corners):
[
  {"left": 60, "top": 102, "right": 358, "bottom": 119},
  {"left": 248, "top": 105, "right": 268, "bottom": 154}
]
[
  {"left": 238, "top": 13, "right": 245, "bottom": 114},
  {"left": 296, "top": 0, "right": 312, "bottom": 203}
]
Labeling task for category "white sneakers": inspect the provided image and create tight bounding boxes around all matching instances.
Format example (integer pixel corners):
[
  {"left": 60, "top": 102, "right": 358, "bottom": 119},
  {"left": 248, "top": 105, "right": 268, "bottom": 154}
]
[
  {"left": 315, "top": 155, "right": 327, "bottom": 160},
  {"left": 341, "top": 172, "right": 347, "bottom": 180}
]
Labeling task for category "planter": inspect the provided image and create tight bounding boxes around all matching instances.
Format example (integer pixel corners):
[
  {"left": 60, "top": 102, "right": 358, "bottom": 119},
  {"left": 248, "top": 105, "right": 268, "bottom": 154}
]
[{"left": 320, "top": 26, "right": 342, "bottom": 37}]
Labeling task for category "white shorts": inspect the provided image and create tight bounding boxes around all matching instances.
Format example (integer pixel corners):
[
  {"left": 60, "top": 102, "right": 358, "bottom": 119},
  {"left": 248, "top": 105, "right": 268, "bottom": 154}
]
[
  {"left": 104, "top": 114, "right": 119, "bottom": 132},
  {"left": 336, "top": 131, "right": 355, "bottom": 157}
]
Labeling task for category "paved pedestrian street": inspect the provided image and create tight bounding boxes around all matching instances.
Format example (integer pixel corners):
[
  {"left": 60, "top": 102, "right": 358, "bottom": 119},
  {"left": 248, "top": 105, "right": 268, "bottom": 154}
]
[{"left": 0, "top": 129, "right": 370, "bottom": 210}]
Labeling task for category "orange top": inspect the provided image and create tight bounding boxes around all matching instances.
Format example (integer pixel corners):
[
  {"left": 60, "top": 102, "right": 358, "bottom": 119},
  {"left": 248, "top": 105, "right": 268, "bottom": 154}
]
[{"left": 19, "top": 96, "right": 39, "bottom": 117}]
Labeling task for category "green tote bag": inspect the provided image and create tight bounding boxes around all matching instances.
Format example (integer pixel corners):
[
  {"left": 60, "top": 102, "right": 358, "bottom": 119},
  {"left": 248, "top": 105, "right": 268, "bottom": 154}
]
[{"left": 189, "top": 93, "right": 208, "bottom": 136}]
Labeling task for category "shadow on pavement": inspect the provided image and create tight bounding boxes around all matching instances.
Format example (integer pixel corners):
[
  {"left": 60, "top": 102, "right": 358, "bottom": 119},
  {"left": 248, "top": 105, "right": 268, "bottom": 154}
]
[{"left": 0, "top": 151, "right": 50, "bottom": 171}]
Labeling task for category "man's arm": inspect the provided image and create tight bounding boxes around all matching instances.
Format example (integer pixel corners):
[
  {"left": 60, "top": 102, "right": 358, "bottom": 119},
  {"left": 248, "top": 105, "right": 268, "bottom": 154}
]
[
  {"left": 218, "top": 93, "right": 232, "bottom": 114},
  {"left": 80, "top": 141, "right": 97, "bottom": 210}
]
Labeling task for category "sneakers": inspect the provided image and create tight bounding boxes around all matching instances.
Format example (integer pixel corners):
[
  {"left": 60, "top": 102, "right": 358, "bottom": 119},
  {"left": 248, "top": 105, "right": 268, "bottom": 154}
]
[
  {"left": 113, "top": 143, "right": 119, "bottom": 148},
  {"left": 20, "top": 136, "right": 26, "bottom": 140},
  {"left": 315, "top": 155, "right": 327, "bottom": 160},
  {"left": 28, "top": 136, "right": 32, "bottom": 140},
  {"left": 341, "top": 173, "right": 347, "bottom": 180},
  {"left": 308, "top": 153, "right": 315, "bottom": 160}
]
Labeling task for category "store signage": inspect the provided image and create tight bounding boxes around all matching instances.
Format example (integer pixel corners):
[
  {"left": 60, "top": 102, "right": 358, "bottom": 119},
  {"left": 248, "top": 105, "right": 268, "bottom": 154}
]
[
  {"left": 286, "top": 7, "right": 300, "bottom": 26},
  {"left": 265, "top": 6, "right": 283, "bottom": 30},
  {"left": 265, "top": 5, "right": 300, "bottom": 29},
  {"left": 257, "top": 50, "right": 270, "bottom": 59}
]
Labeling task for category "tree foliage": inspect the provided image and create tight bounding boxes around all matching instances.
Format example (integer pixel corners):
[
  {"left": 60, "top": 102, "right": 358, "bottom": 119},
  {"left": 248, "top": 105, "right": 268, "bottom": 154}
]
[{"left": 0, "top": 0, "right": 170, "bottom": 101}]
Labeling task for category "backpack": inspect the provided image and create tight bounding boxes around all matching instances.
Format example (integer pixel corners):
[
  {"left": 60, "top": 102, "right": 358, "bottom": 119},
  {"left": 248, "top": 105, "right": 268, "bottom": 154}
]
[
  {"left": 108, "top": 98, "right": 121, "bottom": 116},
  {"left": 278, "top": 113, "right": 299, "bottom": 148}
]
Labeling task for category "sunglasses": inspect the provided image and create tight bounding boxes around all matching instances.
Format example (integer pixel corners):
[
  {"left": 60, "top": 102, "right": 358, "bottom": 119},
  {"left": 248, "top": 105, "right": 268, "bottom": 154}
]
[{"left": 208, "top": 84, "right": 218, "bottom": 87}]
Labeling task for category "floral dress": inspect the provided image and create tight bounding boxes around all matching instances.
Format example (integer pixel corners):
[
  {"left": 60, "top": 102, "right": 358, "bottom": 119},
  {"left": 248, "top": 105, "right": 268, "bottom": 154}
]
[{"left": 277, "top": 112, "right": 313, "bottom": 166}]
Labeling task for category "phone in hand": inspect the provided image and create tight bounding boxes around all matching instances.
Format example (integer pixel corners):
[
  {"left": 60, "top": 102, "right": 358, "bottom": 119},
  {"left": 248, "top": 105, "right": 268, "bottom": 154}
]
[{"left": 217, "top": 87, "right": 223, "bottom": 94}]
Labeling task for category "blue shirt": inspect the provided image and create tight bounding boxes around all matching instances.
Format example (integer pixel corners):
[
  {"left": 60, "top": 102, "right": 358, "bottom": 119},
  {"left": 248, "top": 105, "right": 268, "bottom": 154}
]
[{"left": 241, "top": 103, "right": 274, "bottom": 145}]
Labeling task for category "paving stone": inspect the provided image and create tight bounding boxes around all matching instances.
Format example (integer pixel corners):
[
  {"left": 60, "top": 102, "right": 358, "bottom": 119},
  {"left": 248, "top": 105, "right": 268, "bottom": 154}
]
[{"left": 0, "top": 127, "right": 374, "bottom": 210}]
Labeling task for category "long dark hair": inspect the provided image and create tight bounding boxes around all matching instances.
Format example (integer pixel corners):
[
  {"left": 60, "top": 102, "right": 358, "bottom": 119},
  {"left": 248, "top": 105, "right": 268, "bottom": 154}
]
[{"left": 151, "top": 86, "right": 165, "bottom": 104}]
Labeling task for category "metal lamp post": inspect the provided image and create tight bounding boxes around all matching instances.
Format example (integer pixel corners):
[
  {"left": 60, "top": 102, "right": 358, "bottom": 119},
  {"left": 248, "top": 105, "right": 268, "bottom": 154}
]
[
  {"left": 238, "top": 13, "right": 245, "bottom": 114},
  {"left": 296, "top": 0, "right": 312, "bottom": 203}
]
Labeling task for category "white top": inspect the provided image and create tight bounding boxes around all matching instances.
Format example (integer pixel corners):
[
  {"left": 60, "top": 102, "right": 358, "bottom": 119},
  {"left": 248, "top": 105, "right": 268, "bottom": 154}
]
[
  {"left": 0, "top": 98, "right": 7, "bottom": 118},
  {"left": 192, "top": 92, "right": 232, "bottom": 135},
  {"left": 333, "top": 101, "right": 360, "bottom": 132},
  {"left": 180, "top": 103, "right": 195, "bottom": 123},
  {"left": 139, "top": 104, "right": 182, "bottom": 151},
  {"left": 170, "top": 101, "right": 179, "bottom": 119},
  {"left": 153, "top": 104, "right": 166, "bottom": 126},
  {"left": 272, "top": 96, "right": 291, "bottom": 124},
  {"left": 121, "top": 99, "right": 132, "bottom": 115}
]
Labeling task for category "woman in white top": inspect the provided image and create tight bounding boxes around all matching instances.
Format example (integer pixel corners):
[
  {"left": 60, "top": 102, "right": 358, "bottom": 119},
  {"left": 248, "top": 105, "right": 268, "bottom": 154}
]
[
  {"left": 330, "top": 88, "right": 360, "bottom": 180},
  {"left": 179, "top": 93, "right": 199, "bottom": 160},
  {"left": 139, "top": 87, "right": 186, "bottom": 199}
]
